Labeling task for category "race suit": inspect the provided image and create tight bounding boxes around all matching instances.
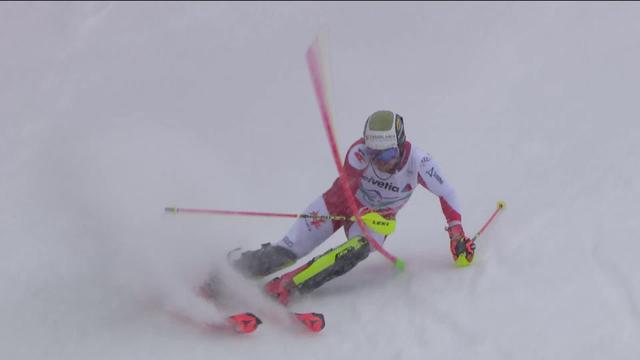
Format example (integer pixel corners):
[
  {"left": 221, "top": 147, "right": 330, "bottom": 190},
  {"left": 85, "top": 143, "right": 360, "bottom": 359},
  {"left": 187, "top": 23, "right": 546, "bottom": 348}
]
[{"left": 275, "top": 138, "right": 462, "bottom": 258}]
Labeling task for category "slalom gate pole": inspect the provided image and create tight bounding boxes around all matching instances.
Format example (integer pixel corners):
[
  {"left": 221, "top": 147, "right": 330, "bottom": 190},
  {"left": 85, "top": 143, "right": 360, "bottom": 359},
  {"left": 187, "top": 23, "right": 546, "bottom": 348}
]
[{"left": 306, "top": 35, "right": 405, "bottom": 270}]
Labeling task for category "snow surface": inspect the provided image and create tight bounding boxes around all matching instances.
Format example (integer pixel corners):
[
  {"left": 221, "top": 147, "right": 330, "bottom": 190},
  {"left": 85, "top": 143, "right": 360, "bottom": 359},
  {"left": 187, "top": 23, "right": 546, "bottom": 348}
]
[{"left": 2, "top": 2, "right": 640, "bottom": 359}]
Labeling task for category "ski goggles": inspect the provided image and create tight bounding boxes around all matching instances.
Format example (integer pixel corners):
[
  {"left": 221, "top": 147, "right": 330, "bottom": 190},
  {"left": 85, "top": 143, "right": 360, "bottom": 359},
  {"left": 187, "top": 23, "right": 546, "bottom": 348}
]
[{"left": 365, "top": 146, "right": 400, "bottom": 162}]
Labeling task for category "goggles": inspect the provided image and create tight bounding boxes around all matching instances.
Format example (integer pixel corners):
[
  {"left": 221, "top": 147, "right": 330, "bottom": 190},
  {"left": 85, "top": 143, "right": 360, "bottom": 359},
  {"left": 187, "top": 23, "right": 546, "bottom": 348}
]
[{"left": 365, "top": 147, "right": 400, "bottom": 163}]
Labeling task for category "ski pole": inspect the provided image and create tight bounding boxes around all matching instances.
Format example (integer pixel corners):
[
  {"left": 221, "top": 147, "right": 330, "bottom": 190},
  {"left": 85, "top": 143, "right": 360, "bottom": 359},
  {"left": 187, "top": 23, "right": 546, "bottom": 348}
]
[
  {"left": 471, "top": 200, "right": 506, "bottom": 242},
  {"left": 455, "top": 201, "right": 505, "bottom": 267},
  {"left": 164, "top": 207, "right": 397, "bottom": 236}
]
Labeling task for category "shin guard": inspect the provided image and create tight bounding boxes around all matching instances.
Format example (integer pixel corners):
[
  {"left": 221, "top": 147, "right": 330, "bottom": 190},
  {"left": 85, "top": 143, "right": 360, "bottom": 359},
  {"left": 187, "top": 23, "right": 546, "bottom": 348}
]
[{"left": 293, "top": 236, "right": 370, "bottom": 294}]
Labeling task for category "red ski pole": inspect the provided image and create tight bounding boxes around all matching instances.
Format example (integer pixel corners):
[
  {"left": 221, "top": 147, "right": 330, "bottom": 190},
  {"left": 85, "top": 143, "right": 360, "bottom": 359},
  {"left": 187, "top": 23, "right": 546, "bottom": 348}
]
[
  {"left": 455, "top": 201, "right": 505, "bottom": 267},
  {"left": 165, "top": 207, "right": 300, "bottom": 219},
  {"left": 471, "top": 201, "right": 506, "bottom": 242},
  {"left": 164, "top": 207, "right": 397, "bottom": 236}
]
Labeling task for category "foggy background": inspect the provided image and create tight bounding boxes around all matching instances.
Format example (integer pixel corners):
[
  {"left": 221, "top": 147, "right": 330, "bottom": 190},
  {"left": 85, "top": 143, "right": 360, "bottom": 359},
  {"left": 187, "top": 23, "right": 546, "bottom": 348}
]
[{"left": 1, "top": 2, "right": 639, "bottom": 359}]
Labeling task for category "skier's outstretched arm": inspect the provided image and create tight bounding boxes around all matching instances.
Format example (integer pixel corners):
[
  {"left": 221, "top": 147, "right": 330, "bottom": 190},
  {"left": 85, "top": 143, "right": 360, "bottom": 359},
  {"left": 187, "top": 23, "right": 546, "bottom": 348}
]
[{"left": 415, "top": 151, "right": 475, "bottom": 264}]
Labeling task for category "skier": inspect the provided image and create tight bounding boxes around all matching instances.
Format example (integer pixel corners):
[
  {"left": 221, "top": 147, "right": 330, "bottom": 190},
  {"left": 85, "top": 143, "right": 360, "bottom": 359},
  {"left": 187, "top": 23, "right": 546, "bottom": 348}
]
[{"left": 229, "top": 110, "right": 475, "bottom": 305}]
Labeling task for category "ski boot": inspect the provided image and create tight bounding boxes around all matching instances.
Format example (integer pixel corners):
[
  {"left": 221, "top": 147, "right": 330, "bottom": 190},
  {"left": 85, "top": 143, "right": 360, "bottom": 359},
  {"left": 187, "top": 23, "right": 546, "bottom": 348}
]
[
  {"left": 228, "top": 243, "right": 297, "bottom": 278},
  {"left": 264, "top": 263, "right": 309, "bottom": 305},
  {"left": 265, "top": 236, "right": 370, "bottom": 305}
]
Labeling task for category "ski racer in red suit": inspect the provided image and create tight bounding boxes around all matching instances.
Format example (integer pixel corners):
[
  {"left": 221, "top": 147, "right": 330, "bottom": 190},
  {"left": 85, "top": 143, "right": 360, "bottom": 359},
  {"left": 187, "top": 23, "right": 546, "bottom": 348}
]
[{"left": 230, "top": 110, "right": 475, "bottom": 304}]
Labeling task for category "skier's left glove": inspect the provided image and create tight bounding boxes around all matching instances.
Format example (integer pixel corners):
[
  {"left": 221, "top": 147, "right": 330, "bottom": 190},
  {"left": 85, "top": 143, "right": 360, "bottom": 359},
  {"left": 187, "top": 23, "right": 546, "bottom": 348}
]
[{"left": 447, "top": 223, "right": 475, "bottom": 265}]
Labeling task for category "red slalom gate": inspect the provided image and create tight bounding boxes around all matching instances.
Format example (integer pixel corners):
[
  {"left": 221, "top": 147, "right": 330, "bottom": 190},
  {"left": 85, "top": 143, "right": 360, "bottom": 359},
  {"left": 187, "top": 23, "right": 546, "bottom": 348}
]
[{"left": 305, "top": 35, "right": 405, "bottom": 270}]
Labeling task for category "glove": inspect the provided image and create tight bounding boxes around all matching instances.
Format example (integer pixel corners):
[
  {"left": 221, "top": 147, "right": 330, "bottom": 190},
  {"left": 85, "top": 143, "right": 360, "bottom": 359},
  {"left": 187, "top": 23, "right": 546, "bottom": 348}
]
[{"left": 447, "top": 224, "right": 475, "bottom": 265}]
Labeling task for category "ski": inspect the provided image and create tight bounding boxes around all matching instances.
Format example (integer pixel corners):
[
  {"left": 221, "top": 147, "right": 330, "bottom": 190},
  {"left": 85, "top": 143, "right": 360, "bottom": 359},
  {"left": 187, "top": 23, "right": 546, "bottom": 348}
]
[
  {"left": 225, "top": 311, "right": 323, "bottom": 333},
  {"left": 206, "top": 311, "right": 322, "bottom": 334},
  {"left": 197, "top": 282, "right": 325, "bottom": 333},
  {"left": 161, "top": 303, "right": 262, "bottom": 335},
  {"left": 226, "top": 312, "right": 262, "bottom": 333},
  {"left": 293, "top": 312, "right": 325, "bottom": 332}
]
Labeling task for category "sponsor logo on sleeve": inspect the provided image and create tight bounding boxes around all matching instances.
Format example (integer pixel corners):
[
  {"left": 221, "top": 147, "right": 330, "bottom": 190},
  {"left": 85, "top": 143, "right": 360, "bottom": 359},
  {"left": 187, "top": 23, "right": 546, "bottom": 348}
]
[{"left": 426, "top": 167, "right": 444, "bottom": 184}]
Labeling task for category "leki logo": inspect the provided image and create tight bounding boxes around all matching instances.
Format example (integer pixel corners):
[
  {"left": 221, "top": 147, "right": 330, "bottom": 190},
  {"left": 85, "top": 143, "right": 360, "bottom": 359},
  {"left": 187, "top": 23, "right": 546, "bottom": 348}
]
[
  {"left": 355, "top": 149, "right": 366, "bottom": 163},
  {"left": 371, "top": 219, "right": 389, "bottom": 226}
]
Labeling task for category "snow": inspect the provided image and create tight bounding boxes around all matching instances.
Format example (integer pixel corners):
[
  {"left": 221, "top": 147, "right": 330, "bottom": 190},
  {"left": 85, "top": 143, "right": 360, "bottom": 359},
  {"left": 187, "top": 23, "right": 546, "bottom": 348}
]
[{"left": 2, "top": 2, "right": 639, "bottom": 359}]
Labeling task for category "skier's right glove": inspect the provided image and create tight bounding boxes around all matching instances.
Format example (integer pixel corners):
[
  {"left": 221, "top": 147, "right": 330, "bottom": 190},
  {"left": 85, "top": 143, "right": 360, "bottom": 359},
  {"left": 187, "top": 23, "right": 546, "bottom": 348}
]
[{"left": 447, "top": 224, "right": 475, "bottom": 266}]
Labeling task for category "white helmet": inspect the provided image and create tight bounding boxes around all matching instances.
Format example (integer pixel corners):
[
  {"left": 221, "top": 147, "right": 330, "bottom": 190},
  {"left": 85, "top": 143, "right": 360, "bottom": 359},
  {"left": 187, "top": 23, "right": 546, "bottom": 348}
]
[{"left": 363, "top": 110, "right": 406, "bottom": 150}]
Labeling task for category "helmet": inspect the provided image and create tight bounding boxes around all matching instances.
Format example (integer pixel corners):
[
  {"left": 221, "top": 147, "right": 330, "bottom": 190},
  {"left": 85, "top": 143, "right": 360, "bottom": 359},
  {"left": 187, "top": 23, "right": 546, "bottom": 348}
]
[{"left": 363, "top": 110, "right": 405, "bottom": 151}]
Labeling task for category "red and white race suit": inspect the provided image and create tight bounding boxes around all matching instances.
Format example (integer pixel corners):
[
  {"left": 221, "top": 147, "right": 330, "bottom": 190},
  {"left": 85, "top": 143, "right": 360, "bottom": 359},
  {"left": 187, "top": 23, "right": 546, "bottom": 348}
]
[{"left": 275, "top": 139, "right": 463, "bottom": 258}]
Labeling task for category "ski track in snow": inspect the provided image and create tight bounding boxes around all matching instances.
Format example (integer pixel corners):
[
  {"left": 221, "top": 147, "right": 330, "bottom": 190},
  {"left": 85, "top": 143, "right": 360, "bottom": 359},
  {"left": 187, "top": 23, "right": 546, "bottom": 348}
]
[{"left": 2, "top": 3, "right": 640, "bottom": 360}]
